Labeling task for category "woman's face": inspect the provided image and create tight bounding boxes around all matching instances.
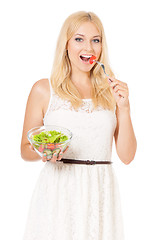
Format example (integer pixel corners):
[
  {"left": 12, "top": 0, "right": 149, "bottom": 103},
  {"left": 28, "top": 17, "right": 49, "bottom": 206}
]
[{"left": 67, "top": 21, "right": 102, "bottom": 73}]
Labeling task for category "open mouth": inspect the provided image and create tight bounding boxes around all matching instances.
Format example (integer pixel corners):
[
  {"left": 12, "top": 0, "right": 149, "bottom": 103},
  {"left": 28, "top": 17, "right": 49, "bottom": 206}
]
[{"left": 80, "top": 55, "right": 93, "bottom": 63}]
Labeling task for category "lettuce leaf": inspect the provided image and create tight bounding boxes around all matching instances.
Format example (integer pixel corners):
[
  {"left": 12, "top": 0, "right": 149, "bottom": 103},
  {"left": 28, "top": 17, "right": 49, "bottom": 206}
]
[{"left": 32, "top": 130, "right": 68, "bottom": 143}]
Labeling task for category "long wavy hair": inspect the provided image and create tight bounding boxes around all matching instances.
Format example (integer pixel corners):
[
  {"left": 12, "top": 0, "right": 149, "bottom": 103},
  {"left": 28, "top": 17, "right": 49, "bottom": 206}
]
[{"left": 50, "top": 11, "right": 116, "bottom": 111}]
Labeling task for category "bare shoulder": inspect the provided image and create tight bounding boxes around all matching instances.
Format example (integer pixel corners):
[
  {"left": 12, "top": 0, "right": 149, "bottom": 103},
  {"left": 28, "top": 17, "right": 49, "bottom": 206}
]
[
  {"left": 32, "top": 78, "right": 50, "bottom": 96},
  {"left": 31, "top": 78, "right": 50, "bottom": 116}
]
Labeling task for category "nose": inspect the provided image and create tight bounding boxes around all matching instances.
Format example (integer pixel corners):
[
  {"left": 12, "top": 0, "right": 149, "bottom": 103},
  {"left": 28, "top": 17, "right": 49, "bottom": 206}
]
[{"left": 84, "top": 40, "right": 93, "bottom": 52}]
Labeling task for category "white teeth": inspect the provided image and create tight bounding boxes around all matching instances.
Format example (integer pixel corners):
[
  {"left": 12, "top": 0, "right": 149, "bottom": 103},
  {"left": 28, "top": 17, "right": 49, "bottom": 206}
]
[{"left": 80, "top": 55, "right": 92, "bottom": 58}]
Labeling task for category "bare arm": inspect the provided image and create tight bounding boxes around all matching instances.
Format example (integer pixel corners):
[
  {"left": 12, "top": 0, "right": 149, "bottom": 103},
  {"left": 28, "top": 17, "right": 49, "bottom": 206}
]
[
  {"left": 20, "top": 80, "right": 46, "bottom": 161},
  {"left": 21, "top": 79, "right": 69, "bottom": 163},
  {"left": 114, "top": 105, "right": 137, "bottom": 165}
]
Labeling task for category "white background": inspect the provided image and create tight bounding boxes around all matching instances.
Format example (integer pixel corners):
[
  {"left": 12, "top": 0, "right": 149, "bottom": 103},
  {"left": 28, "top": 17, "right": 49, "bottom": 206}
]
[{"left": 0, "top": 0, "right": 159, "bottom": 239}]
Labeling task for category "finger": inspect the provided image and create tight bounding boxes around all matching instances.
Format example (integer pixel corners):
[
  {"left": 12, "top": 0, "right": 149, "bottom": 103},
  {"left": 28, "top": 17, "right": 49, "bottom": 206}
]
[
  {"left": 107, "top": 78, "right": 119, "bottom": 88},
  {"left": 112, "top": 85, "right": 129, "bottom": 93},
  {"left": 111, "top": 87, "right": 126, "bottom": 99},
  {"left": 115, "top": 89, "right": 127, "bottom": 98},
  {"left": 50, "top": 152, "right": 58, "bottom": 163},
  {"left": 42, "top": 152, "right": 47, "bottom": 162},
  {"left": 115, "top": 87, "right": 129, "bottom": 97},
  {"left": 49, "top": 146, "right": 70, "bottom": 163},
  {"left": 107, "top": 76, "right": 116, "bottom": 82},
  {"left": 55, "top": 147, "right": 69, "bottom": 162},
  {"left": 58, "top": 146, "right": 69, "bottom": 158},
  {"left": 109, "top": 81, "right": 128, "bottom": 91},
  {"left": 57, "top": 151, "right": 63, "bottom": 161},
  {"left": 108, "top": 78, "right": 127, "bottom": 88}
]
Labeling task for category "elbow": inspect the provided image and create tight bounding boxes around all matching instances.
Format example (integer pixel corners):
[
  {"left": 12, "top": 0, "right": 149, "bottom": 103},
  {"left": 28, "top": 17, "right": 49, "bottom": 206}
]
[
  {"left": 20, "top": 145, "right": 24, "bottom": 160},
  {"left": 124, "top": 158, "right": 134, "bottom": 165},
  {"left": 121, "top": 141, "right": 137, "bottom": 165},
  {"left": 120, "top": 157, "right": 133, "bottom": 165},
  {"left": 20, "top": 150, "right": 32, "bottom": 162},
  {"left": 121, "top": 156, "right": 135, "bottom": 165},
  {"left": 20, "top": 148, "right": 27, "bottom": 161},
  {"left": 20, "top": 143, "right": 40, "bottom": 162},
  {"left": 20, "top": 144, "right": 29, "bottom": 161},
  {"left": 21, "top": 152, "right": 27, "bottom": 161},
  {"left": 124, "top": 149, "right": 137, "bottom": 165}
]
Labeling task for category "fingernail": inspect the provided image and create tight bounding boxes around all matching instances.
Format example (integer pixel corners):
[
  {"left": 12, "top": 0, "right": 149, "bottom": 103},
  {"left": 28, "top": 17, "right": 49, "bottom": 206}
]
[{"left": 108, "top": 78, "right": 112, "bottom": 83}]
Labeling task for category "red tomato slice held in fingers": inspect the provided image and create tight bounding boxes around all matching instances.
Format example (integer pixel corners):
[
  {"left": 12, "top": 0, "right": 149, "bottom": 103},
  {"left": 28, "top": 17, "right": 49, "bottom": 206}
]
[{"left": 89, "top": 55, "right": 96, "bottom": 64}]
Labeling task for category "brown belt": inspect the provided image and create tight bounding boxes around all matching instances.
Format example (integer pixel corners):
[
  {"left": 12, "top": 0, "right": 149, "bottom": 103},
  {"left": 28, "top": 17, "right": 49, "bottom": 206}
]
[{"left": 58, "top": 158, "right": 112, "bottom": 165}]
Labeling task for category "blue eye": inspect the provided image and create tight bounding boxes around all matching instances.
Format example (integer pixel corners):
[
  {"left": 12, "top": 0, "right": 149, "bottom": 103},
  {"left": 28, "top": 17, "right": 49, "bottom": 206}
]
[
  {"left": 75, "top": 38, "right": 83, "bottom": 42},
  {"left": 75, "top": 38, "right": 100, "bottom": 43},
  {"left": 93, "top": 39, "right": 100, "bottom": 43}
]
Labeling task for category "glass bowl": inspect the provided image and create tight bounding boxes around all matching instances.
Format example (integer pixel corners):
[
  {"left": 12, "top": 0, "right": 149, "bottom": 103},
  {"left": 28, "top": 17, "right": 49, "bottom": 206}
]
[{"left": 27, "top": 125, "right": 72, "bottom": 160}]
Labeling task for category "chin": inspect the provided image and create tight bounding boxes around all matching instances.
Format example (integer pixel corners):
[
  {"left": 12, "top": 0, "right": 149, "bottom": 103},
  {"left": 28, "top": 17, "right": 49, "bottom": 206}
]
[{"left": 79, "top": 65, "right": 94, "bottom": 73}]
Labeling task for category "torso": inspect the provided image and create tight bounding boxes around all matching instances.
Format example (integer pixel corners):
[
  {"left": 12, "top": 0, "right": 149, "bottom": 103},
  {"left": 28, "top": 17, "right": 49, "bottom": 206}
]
[{"left": 39, "top": 78, "right": 117, "bottom": 139}]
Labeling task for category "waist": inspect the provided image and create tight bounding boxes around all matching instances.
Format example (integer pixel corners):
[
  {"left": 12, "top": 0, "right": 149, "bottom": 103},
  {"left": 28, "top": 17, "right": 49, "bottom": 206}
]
[{"left": 58, "top": 158, "right": 113, "bottom": 165}]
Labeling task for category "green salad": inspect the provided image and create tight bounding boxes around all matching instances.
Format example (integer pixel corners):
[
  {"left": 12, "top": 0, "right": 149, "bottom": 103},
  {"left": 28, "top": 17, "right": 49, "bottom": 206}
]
[{"left": 32, "top": 130, "right": 68, "bottom": 143}]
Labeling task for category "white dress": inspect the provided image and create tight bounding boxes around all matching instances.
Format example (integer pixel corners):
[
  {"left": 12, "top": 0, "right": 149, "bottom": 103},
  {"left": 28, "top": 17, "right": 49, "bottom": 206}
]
[{"left": 23, "top": 78, "right": 125, "bottom": 240}]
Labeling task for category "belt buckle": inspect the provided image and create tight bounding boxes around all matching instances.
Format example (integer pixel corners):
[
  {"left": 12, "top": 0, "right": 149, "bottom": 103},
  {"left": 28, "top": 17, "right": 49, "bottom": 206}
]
[{"left": 86, "top": 160, "right": 96, "bottom": 165}]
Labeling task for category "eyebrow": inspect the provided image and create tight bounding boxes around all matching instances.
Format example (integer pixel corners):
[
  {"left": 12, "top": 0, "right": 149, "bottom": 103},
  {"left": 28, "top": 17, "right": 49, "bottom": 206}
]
[{"left": 75, "top": 34, "right": 101, "bottom": 38}]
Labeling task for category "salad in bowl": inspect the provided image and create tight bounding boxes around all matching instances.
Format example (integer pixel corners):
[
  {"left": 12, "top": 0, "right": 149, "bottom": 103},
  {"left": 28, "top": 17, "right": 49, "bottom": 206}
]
[{"left": 27, "top": 125, "right": 72, "bottom": 160}]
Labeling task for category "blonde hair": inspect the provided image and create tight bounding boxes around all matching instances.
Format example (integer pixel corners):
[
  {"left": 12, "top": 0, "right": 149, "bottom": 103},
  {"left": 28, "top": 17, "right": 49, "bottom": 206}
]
[{"left": 50, "top": 11, "right": 116, "bottom": 111}]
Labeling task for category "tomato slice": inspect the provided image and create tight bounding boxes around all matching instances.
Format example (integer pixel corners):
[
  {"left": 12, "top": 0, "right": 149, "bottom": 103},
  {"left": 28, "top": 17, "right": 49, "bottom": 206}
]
[
  {"left": 47, "top": 144, "right": 55, "bottom": 150},
  {"left": 38, "top": 145, "right": 44, "bottom": 152},
  {"left": 89, "top": 55, "right": 96, "bottom": 64}
]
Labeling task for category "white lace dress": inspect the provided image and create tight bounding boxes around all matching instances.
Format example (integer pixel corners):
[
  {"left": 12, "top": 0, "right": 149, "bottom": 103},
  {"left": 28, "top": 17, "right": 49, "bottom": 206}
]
[{"left": 23, "top": 79, "right": 125, "bottom": 240}]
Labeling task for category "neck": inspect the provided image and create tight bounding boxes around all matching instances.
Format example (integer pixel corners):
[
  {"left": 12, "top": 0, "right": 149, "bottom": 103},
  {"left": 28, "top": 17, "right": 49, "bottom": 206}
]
[
  {"left": 71, "top": 68, "right": 91, "bottom": 87},
  {"left": 70, "top": 69, "right": 93, "bottom": 99}
]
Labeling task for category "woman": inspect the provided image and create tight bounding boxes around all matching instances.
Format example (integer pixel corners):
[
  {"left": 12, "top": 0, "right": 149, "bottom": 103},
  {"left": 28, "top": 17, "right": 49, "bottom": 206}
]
[{"left": 21, "top": 11, "right": 137, "bottom": 240}]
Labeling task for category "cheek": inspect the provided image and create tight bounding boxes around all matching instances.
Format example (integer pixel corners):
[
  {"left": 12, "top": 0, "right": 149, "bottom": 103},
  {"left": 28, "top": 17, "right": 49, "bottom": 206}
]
[
  {"left": 68, "top": 40, "right": 81, "bottom": 53},
  {"left": 68, "top": 44, "right": 82, "bottom": 63},
  {"left": 70, "top": 45, "right": 82, "bottom": 54},
  {"left": 95, "top": 45, "right": 102, "bottom": 57}
]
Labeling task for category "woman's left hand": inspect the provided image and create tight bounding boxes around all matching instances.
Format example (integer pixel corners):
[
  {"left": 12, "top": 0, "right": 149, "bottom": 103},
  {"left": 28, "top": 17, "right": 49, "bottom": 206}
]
[{"left": 107, "top": 77, "right": 130, "bottom": 111}]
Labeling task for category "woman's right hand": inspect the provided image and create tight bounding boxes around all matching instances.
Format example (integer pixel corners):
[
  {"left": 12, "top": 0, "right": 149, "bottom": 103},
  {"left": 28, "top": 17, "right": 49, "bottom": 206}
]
[
  {"left": 42, "top": 146, "right": 69, "bottom": 163},
  {"left": 29, "top": 144, "right": 69, "bottom": 163}
]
